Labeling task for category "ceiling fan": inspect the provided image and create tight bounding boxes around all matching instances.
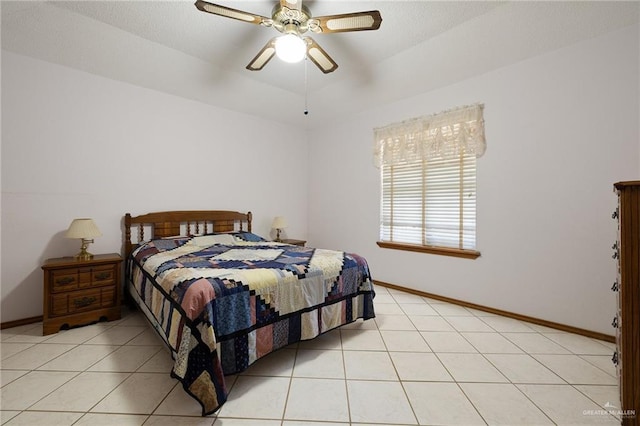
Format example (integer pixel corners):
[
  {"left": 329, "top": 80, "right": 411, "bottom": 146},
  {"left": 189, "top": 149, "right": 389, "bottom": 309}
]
[{"left": 194, "top": 0, "right": 382, "bottom": 74}]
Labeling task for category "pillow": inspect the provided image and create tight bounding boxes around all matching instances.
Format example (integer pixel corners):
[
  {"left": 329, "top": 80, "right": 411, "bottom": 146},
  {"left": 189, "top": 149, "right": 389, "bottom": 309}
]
[
  {"left": 187, "top": 234, "right": 236, "bottom": 247},
  {"left": 148, "top": 238, "right": 188, "bottom": 250},
  {"left": 232, "top": 232, "right": 267, "bottom": 242}
]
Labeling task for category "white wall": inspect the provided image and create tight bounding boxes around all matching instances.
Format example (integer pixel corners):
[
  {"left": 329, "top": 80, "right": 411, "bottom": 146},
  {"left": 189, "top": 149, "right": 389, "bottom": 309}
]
[
  {"left": 2, "top": 25, "right": 638, "bottom": 335},
  {"left": 307, "top": 25, "right": 639, "bottom": 335},
  {"left": 1, "top": 51, "right": 308, "bottom": 323}
]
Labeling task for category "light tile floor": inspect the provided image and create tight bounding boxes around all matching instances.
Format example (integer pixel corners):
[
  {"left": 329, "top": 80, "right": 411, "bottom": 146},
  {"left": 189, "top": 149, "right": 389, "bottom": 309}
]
[{"left": 0, "top": 286, "right": 621, "bottom": 425}]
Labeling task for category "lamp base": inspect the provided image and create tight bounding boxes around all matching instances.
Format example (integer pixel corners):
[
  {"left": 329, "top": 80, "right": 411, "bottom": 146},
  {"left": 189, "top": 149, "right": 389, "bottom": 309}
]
[
  {"left": 75, "top": 239, "right": 94, "bottom": 261},
  {"left": 74, "top": 250, "right": 94, "bottom": 261}
]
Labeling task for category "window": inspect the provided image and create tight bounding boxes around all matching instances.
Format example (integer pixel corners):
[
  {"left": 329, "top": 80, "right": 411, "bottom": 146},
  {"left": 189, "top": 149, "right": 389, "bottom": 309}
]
[{"left": 374, "top": 104, "right": 485, "bottom": 259}]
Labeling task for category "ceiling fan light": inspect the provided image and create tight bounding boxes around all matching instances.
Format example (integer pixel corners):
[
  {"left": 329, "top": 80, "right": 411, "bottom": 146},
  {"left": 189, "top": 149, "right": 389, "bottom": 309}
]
[{"left": 275, "top": 34, "right": 306, "bottom": 63}]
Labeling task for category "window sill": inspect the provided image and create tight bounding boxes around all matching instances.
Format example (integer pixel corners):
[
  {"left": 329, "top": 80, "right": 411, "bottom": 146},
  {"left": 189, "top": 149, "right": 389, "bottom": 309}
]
[{"left": 376, "top": 241, "right": 481, "bottom": 259}]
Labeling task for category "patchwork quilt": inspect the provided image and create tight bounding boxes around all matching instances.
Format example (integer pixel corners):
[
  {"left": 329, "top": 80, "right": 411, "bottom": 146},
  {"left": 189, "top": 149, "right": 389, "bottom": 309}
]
[{"left": 127, "top": 232, "right": 375, "bottom": 416}]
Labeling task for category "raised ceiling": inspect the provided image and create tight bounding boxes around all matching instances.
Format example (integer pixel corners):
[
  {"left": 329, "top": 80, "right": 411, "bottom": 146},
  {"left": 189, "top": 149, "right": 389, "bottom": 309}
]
[{"left": 2, "top": 1, "right": 638, "bottom": 127}]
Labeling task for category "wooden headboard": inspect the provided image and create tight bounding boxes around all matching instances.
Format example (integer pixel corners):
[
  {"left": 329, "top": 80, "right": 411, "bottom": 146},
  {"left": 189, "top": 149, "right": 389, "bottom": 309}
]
[{"left": 124, "top": 210, "right": 252, "bottom": 258}]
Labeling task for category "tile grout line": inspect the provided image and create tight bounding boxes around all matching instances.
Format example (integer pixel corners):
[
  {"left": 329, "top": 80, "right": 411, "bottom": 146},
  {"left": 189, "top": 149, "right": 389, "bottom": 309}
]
[
  {"left": 379, "top": 321, "right": 420, "bottom": 426},
  {"left": 278, "top": 339, "right": 297, "bottom": 424},
  {"left": 339, "top": 328, "right": 353, "bottom": 425}
]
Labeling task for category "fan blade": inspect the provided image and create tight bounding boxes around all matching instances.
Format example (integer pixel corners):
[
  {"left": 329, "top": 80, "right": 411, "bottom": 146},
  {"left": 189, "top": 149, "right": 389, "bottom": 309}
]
[
  {"left": 246, "top": 38, "right": 277, "bottom": 71},
  {"left": 304, "top": 37, "right": 338, "bottom": 74},
  {"left": 308, "top": 11, "right": 382, "bottom": 33},
  {"left": 195, "top": 0, "right": 271, "bottom": 26},
  {"left": 280, "top": 0, "right": 301, "bottom": 12}
]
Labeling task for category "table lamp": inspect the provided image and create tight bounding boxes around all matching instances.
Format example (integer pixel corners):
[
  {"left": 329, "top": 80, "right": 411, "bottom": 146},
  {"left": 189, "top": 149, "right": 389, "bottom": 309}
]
[
  {"left": 272, "top": 216, "right": 287, "bottom": 242},
  {"left": 65, "top": 218, "right": 102, "bottom": 260}
]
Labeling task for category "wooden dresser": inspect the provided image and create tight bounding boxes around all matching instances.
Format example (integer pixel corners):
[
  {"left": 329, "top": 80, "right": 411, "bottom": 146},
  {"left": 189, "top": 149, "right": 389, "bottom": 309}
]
[
  {"left": 42, "top": 253, "right": 122, "bottom": 335},
  {"left": 613, "top": 181, "right": 639, "bottom": 425}
]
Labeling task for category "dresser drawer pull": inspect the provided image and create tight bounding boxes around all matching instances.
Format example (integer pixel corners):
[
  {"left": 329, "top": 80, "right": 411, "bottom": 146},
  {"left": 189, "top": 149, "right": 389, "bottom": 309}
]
[
  {"left": 612, "top": 351, "right": 618, "bottom": 366},
  {"left": 612, "top": 208, "right": 618, "bottom": 220},
  {"left": 55, "top": 277, "right": 75, "bottom": 285},
  {"left": 73, "top": 296, "right": 97, "bottom": 308},
  {"left": 95, "top": 272, "right": 111, "bottom": 281},
  {"left": 611, "top": 316, "right": 618, "bottom": 329},
  {"left": 611, "top": 281, "right": 619, "bottom": 292}
]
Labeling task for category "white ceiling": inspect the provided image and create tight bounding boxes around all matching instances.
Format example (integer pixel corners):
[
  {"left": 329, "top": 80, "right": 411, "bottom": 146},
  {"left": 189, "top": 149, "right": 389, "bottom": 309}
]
[{"left": 2, "top": 1, "right": 639, "bottom": 127}]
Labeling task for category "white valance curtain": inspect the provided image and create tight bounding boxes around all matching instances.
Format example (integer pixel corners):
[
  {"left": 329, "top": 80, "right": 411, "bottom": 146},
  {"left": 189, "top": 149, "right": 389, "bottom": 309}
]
[{"left": 373, "top": 103, "right": 486, "bottom": 167}]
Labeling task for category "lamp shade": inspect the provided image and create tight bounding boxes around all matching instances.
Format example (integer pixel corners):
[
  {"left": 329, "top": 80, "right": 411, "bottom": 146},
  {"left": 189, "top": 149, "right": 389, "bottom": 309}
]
[
  {"left": 65, "top": 218, "right": 102, "bottom": 239},
  {"left": 272, "top": 216, "right": 287, "bottom": 230}
]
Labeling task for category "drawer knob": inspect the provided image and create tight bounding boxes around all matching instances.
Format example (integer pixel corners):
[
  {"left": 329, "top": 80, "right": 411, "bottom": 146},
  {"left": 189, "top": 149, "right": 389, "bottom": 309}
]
[
  {"left": 611, "top": 281, "right": 619, "bottom": 292},
  {"left": 95, "top": 272, "right": 111, "bottom": 281},
  {"left": 612, "top": 209, "right": 619, "bottom": 220},
  {"left": 55, "top": 277, "right": 75, "bottom": 285},
  {"left": 612, "top": 316, "right": 619, "bottom": 329},
  {"left": 73, "top": 296, "right": 97, "bottom": 308},
  {"left": 612, "top": 351, "right": 619, "bottom": 366}
]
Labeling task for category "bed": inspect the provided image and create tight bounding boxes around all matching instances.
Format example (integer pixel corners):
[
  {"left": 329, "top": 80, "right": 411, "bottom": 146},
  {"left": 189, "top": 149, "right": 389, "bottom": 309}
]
[{"left": 124, "top": 210, "right": 375, "bottom": 416}]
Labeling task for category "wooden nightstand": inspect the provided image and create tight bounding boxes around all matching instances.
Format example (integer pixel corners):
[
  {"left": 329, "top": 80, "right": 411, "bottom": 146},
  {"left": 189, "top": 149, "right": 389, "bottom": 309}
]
[
  {"left": 281, "top": 239, "right": 306, "bottom": 247},
  {"left": 42, "top": 253, "right": 122, "bottom": 335}
]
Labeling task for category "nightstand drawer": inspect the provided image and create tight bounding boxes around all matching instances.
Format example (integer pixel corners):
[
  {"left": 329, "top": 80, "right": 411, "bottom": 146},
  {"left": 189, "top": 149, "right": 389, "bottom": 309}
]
[
  {"left": 51, "top": 288, "right": 101, "bottom": 316},
  {"left": 93, "top": 266, "right": 115, "bottom": 285},
  {"left": 51, "top": 270, "right": 79, "bottom": 292},
  {"left": 100, "top": 286, "right": 117, "bottom": 307},
  {"left": 50, "top": 287, "right": 117, "bottom": 316}
]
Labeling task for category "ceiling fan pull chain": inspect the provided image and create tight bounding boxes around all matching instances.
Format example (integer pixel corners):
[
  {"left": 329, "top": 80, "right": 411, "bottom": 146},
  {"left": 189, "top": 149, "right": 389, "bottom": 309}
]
[{"left": 304, "top": 57, "right": 309, "bottom": 115}]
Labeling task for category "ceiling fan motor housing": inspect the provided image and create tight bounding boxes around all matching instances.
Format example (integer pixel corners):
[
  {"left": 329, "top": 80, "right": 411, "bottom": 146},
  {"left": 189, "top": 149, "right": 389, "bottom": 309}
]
[{"left": 271, "top": 5, "right": 311, "bottom": 34}]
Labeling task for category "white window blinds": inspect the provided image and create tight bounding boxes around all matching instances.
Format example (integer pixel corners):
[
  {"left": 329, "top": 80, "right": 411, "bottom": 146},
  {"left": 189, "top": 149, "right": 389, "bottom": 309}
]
[
  {"left": 375, "top": 104, "right": 484, "bottom": 252},
  {"left": 380, "top": 154, "right": 477, "bottom": 250}
]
